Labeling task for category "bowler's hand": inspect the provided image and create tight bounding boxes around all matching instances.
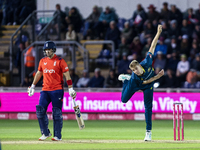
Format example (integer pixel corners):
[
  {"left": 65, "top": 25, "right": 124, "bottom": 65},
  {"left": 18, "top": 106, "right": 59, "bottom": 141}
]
[
  {"left": 158, "top": 69, "right": 164, "bottom": 78},
  {"left": 157, "top": 25, "right": 162, "bottom": 33},
  {"left": 27, "top": 85, "right": 35, "bottom": 96},
  {"left": 69, "top": 87, "right": 77, "bottom": 98}
]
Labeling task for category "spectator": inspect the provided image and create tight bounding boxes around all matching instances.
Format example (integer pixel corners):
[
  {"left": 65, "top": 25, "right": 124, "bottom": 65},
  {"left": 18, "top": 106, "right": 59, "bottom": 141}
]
[
  {"left": 14, "top": 42, "right": 25, "bottom": 78},
  {"left": 154, "top": 37, "right": 168, "bottom": 56},
  {"left": 142, "top": 21, "right": 156, "bottom": 43},
  {"left": 188, "top": 42, "right": 199, "bottom": 64},
  {"left": 0, "top": 0, "right": 9, "bottom": 25},
  {"left": 147, "top": 4, "right": 160, "bottom": 23},
  {"left": 193, "top": 24, "right": 200, "bottom": 40},
  {"left": 142, "top": 37, "right": 152, "bottom": 58},
  {"left": 184, "top": 8, "right": 197, "bottom": 25},
  {"left": 24, "top": 41, "right": 35, "bottom": 77},
  {"left": 105, "top": 69, "right": 119, "bottom": 87},
  {"left": 15, "top": 0, "right": 36, "bottom": 25},
  {"left": 129, "top": 36, "right": 143, "bottom": 58},
  {"left": 68, "top": 68, "right": 79, "bottom": 87},
  {"left": 180, "top": 19, "right": 193, "bottom": 38},
  {"left": 21, "top": 75, "right": 31, "bottom": 87},
  {"left": 93, "top": 6, "right": 116, "bottom": 39},
  {"left": 132, "top": 4, "right": 147, "bottom": 33},
  {"left": 192, "top": 54, "right": 200, "bottom": 71},
  {"left": 65, "top": 7, "right": 82, "bottom": 32},
  {"left": 195, "top": 3, "right": 200, "bottom": 21},
  {"left": 180, "top": 34, "right": 190, "bottom": 57},
  {"left": 121, "top": 21, "right": 135, "bottom": 44},
  {"left": 87, "top": 68, "right": 105, "bottom": 87},
  {"left": 65, "top": 24, "right": 77, "bottom": 56},
  {"left": 154, "top": 51, "right": 166, "bottom": 88},
  {"left": 165, "top": 50, "right": 179, "bottom": 87},
  {"left": 76, "top": 70, "right": 90, "bottom": 88},
  {"left": 50, "top": 4, "right": 67, "bottom": 40},
  {"left": 83, "top": 5, "right": 100, "bottom": 39},
  {"left": 117, "top": 53, "right": 130, "bottom": 75},
  {"left": 66, "top": 24, "right": 76, "bottom": 41},
  {"left": 176, "top": 54, "right": 190, "bottom": 87},
  {"left": 154, "top": 51, "right": 166, "bottom": 87},
  {"left": 154, "top": 51, "right": 166, "bottom": 73},
  {"left": 167, "top": 36, "right": 179, "bottom": 58},
  {"left": 168, "top": 20, "right": 180, "bottom": 39},
  {"left": 127, "top": 52, "right": 141, "bottom": 62},
  {"left": 169, "top": 5, "right": 183, "bottom": 27},
  {"left": 117, "top": 37, "right": 130, "bottom": 60},
  {"left": 6, "top": 0, "right": 21, "bottom": 25},
  {"left": 184, "top": 69, "right": 200, "bottom": 88},
  {"left": 105, "top": 21, "right": 121, "bottom": 49},
  {"left": 160, "top": 2, "right": 170, "bottom": 22},
  {"left": 160, "top": 21, "right": 170, "bottom": 40}
]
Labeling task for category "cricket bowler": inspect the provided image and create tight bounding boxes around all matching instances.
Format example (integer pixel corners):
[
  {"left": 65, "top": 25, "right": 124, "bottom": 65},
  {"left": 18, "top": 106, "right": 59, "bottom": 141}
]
[
  {"left": 118, "top": 25, "right": 164, "bottom": 141},
  {"left": 27, "top": 41, "right": 76, "bottom": 141}
]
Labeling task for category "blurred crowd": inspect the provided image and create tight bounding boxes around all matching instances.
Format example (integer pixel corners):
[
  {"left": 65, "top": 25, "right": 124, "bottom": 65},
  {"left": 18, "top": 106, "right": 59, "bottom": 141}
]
[
  {"left": 51, "top": 2, "right": 200, "bottom": 88},
  {"left": 2, "top": 1, "right": 200, "bottom": 88},
  {"left": 0, "top": 0, "right": 36, "bottom": 25}
]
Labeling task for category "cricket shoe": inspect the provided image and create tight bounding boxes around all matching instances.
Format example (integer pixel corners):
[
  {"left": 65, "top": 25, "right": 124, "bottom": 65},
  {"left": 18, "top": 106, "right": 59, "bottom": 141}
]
[
  {"left": 52, "top": 137, "right": 62, "bottom": 141},
  {"left": 118, "top": 74, "right": 131, "bottom": 82},
  {"left": 144, "top": 131, "right": 152, "bottom": 141},
  {"left": 39, "top": 133, "right": 52, "bottom": 141}
]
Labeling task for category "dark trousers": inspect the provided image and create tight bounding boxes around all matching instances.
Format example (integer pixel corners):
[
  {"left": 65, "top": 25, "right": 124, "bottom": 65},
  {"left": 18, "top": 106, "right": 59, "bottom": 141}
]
[
  {"left": 143, "top": 88, "right": 153, "bottom": 130},
  {"left": 7, "top": 8, "right": 18, "bottom": 23},
  {"left": 0, "top": 11, "right": 3, "bottom": 25},
  {"left": 39, "top": 90, "right": 64, "bottom": 110},
  {"left": 93, "top": 21, "right": 109, "bottom": 38},
  {"left": 121, "top": 78, "right": 153, "bottom": 130}
]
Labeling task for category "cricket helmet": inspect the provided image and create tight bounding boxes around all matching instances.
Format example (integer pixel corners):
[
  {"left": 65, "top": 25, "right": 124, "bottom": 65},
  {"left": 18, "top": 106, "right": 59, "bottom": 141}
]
[{"left": 43, "top": 41, "right": 56, "bottom": 53}]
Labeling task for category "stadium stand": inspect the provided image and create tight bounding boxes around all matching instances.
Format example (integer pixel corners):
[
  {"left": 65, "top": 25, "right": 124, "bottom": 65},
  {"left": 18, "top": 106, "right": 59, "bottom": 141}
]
[{"left": 1, "top": 1, "right": 200, "bottom": 88}]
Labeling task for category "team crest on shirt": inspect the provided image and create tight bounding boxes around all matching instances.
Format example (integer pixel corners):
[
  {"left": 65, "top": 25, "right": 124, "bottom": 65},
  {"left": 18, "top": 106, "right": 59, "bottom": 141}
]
[
  {"left": 54, "top": 61, "right": 56, "bottom": 66},
  {"left": 148, "top": 67, "right": 151, "bottom": 72},
  {"left": 44, "top": 62, "right": 47, "bottom": 65}
]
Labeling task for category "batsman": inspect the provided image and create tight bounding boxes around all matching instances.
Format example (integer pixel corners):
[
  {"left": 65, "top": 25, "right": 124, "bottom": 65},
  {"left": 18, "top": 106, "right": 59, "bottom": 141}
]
[
  {"left": 118, "top": 25, "right": 164, "bottom": 141},
  {"left": 27, "top": 41, "right": 76, "bottom": 141}
]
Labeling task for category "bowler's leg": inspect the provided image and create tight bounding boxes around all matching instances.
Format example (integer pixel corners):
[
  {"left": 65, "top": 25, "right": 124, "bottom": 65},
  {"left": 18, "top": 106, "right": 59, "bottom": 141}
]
[
  {"left": 121, "top": 79, "right": 136, "bottom": 103},
  {"left": 143, "top": 87, "right": 153, "bottom": 131}
]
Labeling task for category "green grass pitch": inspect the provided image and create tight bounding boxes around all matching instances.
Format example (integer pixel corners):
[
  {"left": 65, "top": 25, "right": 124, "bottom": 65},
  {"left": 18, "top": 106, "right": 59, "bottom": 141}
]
[{"left": 0, "top": 119, "right": 200, "bottom": 150}]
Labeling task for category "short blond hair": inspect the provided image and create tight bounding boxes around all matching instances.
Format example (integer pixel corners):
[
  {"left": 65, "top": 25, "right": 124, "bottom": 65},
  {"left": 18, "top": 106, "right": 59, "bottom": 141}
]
[{"left": 129, "top": 60, "right": 139, "bottom": 69}]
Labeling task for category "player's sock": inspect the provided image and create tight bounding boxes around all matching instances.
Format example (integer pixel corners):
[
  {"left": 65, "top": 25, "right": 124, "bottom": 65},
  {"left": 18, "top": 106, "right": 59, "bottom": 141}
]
[{"left": 146, "top": 130, "right": 151, "bottom": 132}]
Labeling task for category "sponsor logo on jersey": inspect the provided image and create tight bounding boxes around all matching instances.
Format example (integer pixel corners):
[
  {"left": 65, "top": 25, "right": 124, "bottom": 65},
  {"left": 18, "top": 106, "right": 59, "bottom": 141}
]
[
  {"left": 44, "top": 62, "right": 47, "bottom": 65},
  {"left": 54, "top": 61, "right": 56, "bottom": 66},
  {"left": 43, "top": 68, "right": 55, "bottom": 73}
]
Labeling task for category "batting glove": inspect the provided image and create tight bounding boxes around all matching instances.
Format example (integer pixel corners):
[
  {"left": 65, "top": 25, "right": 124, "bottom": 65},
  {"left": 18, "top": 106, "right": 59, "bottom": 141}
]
[
  {"left": 27, "top": 84, "right": 35, "bottom": 97},
  {"left": 69, "top": 87, "right": 76, "bottom": 98}
]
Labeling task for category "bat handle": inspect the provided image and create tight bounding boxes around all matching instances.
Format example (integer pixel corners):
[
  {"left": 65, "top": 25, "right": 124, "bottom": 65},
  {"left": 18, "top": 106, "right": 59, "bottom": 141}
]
[{"left": 73, "top": 97, "right": 77, "bottom": 107}]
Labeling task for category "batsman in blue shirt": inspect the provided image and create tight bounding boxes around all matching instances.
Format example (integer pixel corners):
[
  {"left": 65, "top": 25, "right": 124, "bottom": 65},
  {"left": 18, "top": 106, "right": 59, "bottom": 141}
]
[{"left": 118, "top": 25, "right": 164, "bottom": 141}]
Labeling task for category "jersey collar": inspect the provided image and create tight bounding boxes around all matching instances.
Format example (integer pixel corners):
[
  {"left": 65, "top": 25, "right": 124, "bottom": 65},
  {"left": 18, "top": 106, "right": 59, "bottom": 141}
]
[{"left": 48, "top": 54, "right": 57, "bottom": 59}]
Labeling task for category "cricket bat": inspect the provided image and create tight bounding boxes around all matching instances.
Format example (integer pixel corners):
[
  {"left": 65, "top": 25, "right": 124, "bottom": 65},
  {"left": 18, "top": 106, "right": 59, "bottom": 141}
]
[{"left": 73, "top": 97, "right": 85, "bottom": 130}]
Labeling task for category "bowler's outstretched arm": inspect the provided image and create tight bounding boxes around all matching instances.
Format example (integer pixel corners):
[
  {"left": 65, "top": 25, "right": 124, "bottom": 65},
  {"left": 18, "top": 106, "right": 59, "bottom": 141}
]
[{"left": 148, "top": 25, "right": 162, "bottom": 55}]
